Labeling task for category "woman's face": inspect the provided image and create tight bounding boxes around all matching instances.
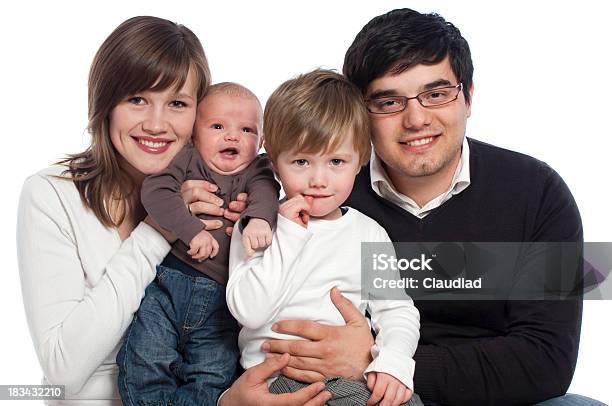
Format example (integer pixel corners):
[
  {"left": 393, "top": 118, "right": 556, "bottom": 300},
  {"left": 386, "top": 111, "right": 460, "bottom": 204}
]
[{"left": 109, "top": 69, "right": 198, "bottom": 178}]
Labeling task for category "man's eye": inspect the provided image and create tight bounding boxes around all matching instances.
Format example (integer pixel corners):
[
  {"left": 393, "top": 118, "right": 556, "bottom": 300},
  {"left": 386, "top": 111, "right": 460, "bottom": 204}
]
[
  {"left": 294, "top": 159, "right": 308, "bottom": 166},
  {"left": 169, "top": 100, "right": 187, "bottom": 108},
  {"left": 330, "top": 159, "right": 344, "bottom": 166},
  {"left": 128, "top": 96, "right": 145, "bottom": 105},
  {"left": 377, "top": 98, "right": 400, "bottom": 107},
  {"left": 426, "top": 90, "right": 450, "bottom": 99},
  {"left": 212, "top": 124, "right": 223, "bottom": 130}
]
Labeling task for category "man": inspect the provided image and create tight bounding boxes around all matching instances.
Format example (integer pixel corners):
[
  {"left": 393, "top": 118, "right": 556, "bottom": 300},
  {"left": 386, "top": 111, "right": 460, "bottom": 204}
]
[{"left": 258, "top": 8, "right": 604, "bottom": 406}]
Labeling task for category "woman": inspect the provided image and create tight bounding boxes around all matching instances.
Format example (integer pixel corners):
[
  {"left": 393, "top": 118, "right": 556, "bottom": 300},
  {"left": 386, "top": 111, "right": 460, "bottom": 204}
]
[{"left": 17, "top": 15, "right": 328, "bottom": 405}]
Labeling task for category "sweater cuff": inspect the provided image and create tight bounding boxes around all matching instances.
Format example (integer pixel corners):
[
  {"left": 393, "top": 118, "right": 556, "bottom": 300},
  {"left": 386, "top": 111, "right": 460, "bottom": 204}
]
[{"left": 364, "top": 348, "right": 415, "bottom": 391}]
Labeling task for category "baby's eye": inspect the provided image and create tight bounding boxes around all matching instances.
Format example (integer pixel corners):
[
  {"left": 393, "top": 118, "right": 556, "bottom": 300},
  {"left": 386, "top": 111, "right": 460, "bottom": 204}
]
[
  {"left": 242, "top": 127, "right": 253, "bottom": 133},
  {"left": 211, "top": 123, "right": 224, "bottom": 130},
  {"left": 128, "top": 96, "right": 145, "bottom": 105},
  {"left": 330, "top": 159, "right": 345, "bottom": 166},
  {"left": 169, "top": 100, "right": 187, "bottom": 108},
  {"left": 293, "top": 159, "right": 308, "bottom": 167}
]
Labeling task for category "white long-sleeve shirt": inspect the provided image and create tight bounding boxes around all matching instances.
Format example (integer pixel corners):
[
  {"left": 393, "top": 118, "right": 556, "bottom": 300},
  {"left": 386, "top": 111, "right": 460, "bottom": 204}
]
[
  {"left": 16, "top": 167, "right": 171, "bottom": 405},
  {"left": 227, "top": 208, "right": 420, "bottom": 390}
]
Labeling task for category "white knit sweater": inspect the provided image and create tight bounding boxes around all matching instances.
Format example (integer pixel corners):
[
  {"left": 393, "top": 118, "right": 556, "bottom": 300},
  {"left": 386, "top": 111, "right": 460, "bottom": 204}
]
[{"left": 17, "top": 167, "right": 171, "bottom": 405}]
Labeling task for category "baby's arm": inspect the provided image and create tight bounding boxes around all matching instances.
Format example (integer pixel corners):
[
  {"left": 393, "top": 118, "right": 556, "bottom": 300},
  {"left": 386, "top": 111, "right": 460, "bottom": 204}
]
[
  {"left": 241, "top": 218, "right": 272, "bottom": 257},
  {"left": 239, "top": 156, "right": 280, "bottom": 255},
  {"left": 187, "top": 229, "right": 219, "bottom": 261},
  {"left": 141, "top": 144, "right": 211, "bottom": 245}
]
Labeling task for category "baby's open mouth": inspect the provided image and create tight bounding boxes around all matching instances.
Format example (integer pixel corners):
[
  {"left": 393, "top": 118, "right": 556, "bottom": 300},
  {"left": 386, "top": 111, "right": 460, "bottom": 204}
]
[{"left": 220, "top": 147, "right": 239, "bottom": 156}]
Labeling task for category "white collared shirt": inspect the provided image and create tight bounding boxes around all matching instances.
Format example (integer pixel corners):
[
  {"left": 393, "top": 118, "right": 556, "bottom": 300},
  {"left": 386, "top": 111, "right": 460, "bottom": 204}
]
[{"left": 370, "top": 137, "right": 471, "bottom": 219}]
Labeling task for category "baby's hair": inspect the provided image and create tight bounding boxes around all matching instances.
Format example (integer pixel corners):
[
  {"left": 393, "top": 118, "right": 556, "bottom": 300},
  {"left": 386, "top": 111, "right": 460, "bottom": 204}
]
[
  {"left": 264, "top": 69, "right": 371, "bottom": 166},
  {"left": 205, "top": 82, "right": 259, "bottom": 102}
]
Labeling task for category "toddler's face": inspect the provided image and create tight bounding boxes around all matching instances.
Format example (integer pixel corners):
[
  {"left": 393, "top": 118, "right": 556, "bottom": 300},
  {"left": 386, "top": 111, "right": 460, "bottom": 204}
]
[
  {"left": 275, "top": 133, "right": 362, "bottom": 220},
  {"left": 193, "top": 92, "right": 262, "bottom": 175}
]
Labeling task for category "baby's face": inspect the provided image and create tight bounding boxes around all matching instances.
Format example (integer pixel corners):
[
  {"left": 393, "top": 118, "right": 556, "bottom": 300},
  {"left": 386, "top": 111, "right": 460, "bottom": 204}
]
[{"left": 193, "top": 92, "right": 262, "bottom": 175}]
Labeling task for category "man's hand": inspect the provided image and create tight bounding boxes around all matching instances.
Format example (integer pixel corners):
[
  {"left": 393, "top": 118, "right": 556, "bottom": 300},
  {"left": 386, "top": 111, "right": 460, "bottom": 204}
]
[
  {"left": 261, "top": 287, "right": 373, "bottom": 382},
  {"left": 366, "top": 372, "right": 413, "bottom": 406},
  {"left": 219, "top": 353, "right": 331, "bottom": 406},
  {"left": 187, "top": 229, "right": 219, "bottom": 261},
  {"left": 242, "top": 218, "right": 273, "bottom": 256},
  {"left": 279, "top": 195, "right": 313, "bottom": 228}
]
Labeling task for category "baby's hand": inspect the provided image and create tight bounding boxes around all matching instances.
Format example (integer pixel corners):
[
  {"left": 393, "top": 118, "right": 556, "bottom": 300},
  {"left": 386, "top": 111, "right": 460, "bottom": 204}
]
[
  {"left": 366, "top": 371, "right": 413, "bottom": 406},
  {"left": 187, "top": 229, "right": 219, "bottom": 261},
  {"left": 279, "top": 195, "right": 313, "bottom": 228},
  {"left": 242, "top": 218, "right": 273, "bottom": 257}
]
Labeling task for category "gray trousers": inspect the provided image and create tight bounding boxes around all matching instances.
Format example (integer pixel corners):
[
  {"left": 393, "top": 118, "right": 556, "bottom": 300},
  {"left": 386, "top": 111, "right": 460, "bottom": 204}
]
[{"left": 269, "top": 375, "right": 424, "bottom": 406}]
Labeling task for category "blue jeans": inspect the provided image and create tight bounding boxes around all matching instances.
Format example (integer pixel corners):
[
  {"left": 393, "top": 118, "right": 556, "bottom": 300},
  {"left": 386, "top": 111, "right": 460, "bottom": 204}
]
[{"left": 117, "top": 263, "right": 239, "bottom": 406}]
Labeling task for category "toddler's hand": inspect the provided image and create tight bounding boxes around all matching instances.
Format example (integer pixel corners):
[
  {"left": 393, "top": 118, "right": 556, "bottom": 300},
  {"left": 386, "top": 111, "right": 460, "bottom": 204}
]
[
  {"left": 187, "top": 229, "right": 219, "bottom": 261},
  {"left": 242, "top": 218, "right": 273, "bottom": 257},
  {"left": 279, "top": 195, "right": 313, "bottom": 228},
  {"left": 366, "top": 371, "right": 413, "bottom": 406}
]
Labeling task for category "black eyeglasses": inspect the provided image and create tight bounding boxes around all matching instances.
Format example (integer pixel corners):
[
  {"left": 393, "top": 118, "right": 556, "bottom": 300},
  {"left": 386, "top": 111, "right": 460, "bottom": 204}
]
[{"left": 365, "top": 83, "right": 464, "bottom": 114}]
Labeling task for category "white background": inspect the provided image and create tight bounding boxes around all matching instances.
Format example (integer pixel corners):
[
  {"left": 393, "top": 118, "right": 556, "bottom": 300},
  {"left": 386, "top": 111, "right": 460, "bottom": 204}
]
[{"left": 1, "top": 1, "right": 610, "bottom": 404}]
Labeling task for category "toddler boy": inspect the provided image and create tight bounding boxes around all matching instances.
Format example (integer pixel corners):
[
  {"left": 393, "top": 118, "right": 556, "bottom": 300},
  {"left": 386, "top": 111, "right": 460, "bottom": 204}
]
[{"left": 227, "top": 70, "right": 422, "bottom": 406}]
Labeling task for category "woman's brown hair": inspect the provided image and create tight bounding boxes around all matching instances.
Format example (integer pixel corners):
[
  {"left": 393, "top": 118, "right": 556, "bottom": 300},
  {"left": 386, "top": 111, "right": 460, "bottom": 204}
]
[{"left": 59, "top": 16, "right": 210, "bottom": 227}]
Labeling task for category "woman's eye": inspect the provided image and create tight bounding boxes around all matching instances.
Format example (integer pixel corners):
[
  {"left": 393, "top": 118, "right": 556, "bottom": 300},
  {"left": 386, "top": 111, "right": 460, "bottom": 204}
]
[
  {"left": 169, "top": 100, "right": 187, "bottom": 108},
  {"left": 212, "top": 124, "right": 224, "bottom": 130},
  {"left": 330, "top": 159, "right": 344, "bottom": 166},
  {"left": 128, "top": 96, "right": 145, "bottom": 105},
  {"left": 293, "top": 159, "right": 308, "bottom": 166}
]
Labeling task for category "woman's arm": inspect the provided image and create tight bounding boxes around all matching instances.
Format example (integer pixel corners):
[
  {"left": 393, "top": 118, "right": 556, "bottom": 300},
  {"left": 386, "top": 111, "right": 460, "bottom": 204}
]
[{"left": 17, "top": 173, "right": 170, "bottom": 395}]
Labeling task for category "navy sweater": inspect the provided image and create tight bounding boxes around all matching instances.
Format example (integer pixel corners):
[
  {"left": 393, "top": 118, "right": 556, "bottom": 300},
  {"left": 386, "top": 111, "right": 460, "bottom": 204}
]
[{"left": 345, "top": 138, "right": 583, "bottom": 406}]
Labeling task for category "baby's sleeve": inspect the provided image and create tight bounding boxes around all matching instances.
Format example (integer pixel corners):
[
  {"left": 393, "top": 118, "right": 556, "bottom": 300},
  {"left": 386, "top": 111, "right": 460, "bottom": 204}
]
[
  {"left": 141, "top": 144, "right": 205, "bottom": 245},
  {"left": 240, "top": 155, "right": 280, "bottom": 231}
]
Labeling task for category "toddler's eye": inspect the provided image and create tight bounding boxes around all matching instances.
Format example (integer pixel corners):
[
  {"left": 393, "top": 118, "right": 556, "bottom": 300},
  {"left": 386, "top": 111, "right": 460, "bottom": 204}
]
[
  {"left": 212, "top": 124, "right": 224, "bottom": 130},
  {"left": 169, "top": 100, "right": 187, "bottom": 108},
  {"left": 293, "top": 159, "right": 308, "bottom": 166},
  {"left": 242, "top": 127, "right": 254, "bottom": 133},
  {"left": 330, "top": 159, "right": 345, "bottom": 166}
]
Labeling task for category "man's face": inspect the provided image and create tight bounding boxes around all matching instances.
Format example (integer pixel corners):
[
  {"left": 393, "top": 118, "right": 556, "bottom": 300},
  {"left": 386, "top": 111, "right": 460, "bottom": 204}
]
[{"left": 366, "top": 57, "right": 472, "bottom": 183}]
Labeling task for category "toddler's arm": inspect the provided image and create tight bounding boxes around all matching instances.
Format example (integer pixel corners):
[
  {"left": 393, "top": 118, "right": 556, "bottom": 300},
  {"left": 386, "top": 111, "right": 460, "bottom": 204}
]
[
  {"left": 227, "top": 214, "right": 314, "bottom": 330},
  {"left": 364, "top": 226, "right": 420, "bottom": 394}
]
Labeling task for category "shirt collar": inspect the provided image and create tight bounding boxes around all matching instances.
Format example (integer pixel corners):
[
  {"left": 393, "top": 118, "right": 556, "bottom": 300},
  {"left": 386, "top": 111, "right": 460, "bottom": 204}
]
[{"left": 370, "top": 137, "right": 471, "bottom": 210}]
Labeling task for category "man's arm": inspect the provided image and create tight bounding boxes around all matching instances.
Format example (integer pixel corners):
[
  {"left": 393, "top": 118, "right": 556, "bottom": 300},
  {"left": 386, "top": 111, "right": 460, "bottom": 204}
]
[{"left": 414, "top": 167, "right": 583, "bottom": 405}]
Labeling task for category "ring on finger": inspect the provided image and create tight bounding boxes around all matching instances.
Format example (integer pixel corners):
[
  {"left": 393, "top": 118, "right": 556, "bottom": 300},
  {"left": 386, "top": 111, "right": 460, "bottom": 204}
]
[{"left": 187, "top": 203, "right": 193, "bottom": 216}]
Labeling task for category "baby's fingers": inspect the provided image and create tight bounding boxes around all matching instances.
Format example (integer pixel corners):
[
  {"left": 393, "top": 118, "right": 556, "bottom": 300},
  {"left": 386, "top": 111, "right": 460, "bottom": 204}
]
[{"left": 242, "top": 233, "right": 255, "bottom": 257}]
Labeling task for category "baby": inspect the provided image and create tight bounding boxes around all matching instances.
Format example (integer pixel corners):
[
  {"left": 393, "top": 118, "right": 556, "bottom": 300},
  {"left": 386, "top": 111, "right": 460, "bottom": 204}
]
[
  {"left": 117, "top": 83, "right": 279, "bottom": 405},
  {"left": 227, "top": 70, "right": 422, "bottom": 406}
]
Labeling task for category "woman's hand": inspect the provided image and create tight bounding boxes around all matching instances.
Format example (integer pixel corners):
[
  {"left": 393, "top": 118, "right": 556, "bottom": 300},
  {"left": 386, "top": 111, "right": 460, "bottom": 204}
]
[
  {"left": 180, "top": 180, "right": 248, "bottom": 236},
  {"left": 219, "top": 354, "right": 331, "bottom": 406},
  {"left": 261, "top": 288, "right": 373, "bottom": 382}
]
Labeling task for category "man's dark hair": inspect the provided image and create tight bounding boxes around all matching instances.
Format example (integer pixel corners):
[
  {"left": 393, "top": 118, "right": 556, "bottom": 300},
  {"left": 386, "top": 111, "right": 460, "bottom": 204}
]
[{"left": 343, "top": 8, "right": 473, "bottom": 104}]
